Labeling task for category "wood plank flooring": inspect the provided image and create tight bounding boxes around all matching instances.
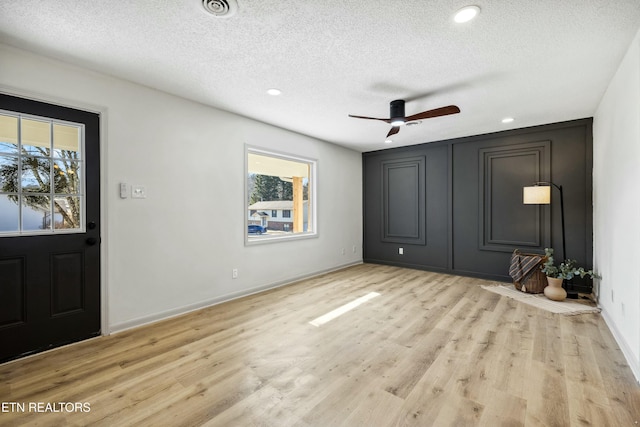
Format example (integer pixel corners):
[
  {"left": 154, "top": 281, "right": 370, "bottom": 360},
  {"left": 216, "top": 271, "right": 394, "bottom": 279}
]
[{"left": 1, "top": 264, "right": 639, "bottom": 426}]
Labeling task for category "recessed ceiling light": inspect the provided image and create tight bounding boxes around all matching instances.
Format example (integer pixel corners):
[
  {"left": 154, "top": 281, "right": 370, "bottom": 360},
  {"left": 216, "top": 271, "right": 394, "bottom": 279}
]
[
  {"left": 454, "top": 5, "right": 480, "bottom": 23},
  {"left": 502, "top": 117, "right": 515, "bottom": 123},
  {"left": 266, "top": 88, "right": 282, "bottom": 96}
]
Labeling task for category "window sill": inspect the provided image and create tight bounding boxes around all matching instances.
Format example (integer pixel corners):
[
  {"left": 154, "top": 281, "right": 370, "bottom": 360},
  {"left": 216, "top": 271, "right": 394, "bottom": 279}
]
[{"left": 245, "top": 231, "right": 318, "bottom": 246}]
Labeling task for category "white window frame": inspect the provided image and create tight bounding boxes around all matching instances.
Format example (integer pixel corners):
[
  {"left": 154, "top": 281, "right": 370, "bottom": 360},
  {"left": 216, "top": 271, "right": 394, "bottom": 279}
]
[{"left": 245, "top": 145, "right": 318, "bottom": 245}]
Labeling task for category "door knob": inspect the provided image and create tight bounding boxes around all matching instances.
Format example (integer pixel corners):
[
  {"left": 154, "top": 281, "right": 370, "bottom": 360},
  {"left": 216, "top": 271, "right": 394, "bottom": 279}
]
[{"left": 86, "top": 237, "right": 99, "bottom": 246}]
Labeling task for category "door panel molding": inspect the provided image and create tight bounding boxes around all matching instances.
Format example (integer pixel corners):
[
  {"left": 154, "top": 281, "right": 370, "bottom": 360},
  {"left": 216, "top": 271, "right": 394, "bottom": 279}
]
[
  {"left": 478, "top": 141, "right": 551, "bottom": 253},
  {"left": 0, "top": 257, "right": 26, "bottom": 328},
  {"left": 51, "top": 251, "right": 85, "bottom": 316},
  {"left": 381, "top": 156, "right": 426, "bottom": 245}
]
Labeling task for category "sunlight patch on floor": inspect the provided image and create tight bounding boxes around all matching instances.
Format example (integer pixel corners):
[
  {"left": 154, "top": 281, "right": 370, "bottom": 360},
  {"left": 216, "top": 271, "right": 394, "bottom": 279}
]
[{"left": 309, "top": 292, "right": 380, "bottom": 327}]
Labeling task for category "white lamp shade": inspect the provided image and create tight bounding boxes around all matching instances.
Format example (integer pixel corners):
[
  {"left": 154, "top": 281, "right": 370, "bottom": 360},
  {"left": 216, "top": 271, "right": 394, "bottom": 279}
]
[{"left": 523, "top": 186, "right": 551, "bottom": 204}]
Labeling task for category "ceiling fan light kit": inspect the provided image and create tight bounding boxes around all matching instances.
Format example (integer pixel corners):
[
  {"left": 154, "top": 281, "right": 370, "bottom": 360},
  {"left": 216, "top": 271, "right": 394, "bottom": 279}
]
[{"left": 389, "top": 99, "right": 406, "bottom": 126}]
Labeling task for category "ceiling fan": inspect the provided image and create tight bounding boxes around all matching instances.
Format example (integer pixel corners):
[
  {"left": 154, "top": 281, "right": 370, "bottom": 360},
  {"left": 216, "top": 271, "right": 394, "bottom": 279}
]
[{"left": 349, "top": 99, "right": 461, "bottom": 139}]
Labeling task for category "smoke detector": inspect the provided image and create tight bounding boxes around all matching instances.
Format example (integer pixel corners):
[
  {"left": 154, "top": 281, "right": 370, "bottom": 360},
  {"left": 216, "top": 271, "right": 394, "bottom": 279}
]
[{"left": 202, "top": 0, "right": 238, "bottom": 18}]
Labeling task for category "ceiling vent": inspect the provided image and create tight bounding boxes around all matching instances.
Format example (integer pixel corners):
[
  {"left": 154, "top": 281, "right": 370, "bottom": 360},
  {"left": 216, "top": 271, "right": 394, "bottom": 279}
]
[{"left": 202, "top": 0, "right": 238, "bottom": 18}]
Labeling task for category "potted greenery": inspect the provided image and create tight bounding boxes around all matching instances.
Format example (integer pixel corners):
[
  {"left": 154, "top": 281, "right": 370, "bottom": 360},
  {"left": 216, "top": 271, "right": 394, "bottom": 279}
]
[{"left": 541, "top": 248, "right": 600, "bottom": 301}]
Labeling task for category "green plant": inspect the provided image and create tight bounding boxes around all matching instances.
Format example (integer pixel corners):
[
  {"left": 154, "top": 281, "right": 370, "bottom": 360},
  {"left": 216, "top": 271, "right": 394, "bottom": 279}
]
[{"left": 541, "top": 248, "right": 600, "bottom": 280}]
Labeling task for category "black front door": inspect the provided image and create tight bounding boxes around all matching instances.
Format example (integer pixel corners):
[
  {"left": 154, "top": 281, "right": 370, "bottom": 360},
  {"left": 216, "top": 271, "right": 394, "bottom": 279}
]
[{"left": 0, "top": 93, "right": 101, "bottom": 362}]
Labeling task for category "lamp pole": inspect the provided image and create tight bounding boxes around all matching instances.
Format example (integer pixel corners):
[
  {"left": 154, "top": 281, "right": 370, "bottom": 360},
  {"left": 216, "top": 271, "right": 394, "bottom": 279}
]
[{"left": 534, "top": 181, "right": 566, "bottom": 261}]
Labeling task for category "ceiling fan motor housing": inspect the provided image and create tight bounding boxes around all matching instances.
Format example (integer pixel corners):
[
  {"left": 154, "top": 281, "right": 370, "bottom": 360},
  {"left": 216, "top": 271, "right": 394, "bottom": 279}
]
[{"left": 390, "top": 99, "right": 406, "bottom": 123}]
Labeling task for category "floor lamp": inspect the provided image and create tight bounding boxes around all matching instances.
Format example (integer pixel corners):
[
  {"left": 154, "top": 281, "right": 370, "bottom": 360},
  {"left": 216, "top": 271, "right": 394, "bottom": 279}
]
[{"left": 523, "top": 182, "right": 576, "bottom": 298}]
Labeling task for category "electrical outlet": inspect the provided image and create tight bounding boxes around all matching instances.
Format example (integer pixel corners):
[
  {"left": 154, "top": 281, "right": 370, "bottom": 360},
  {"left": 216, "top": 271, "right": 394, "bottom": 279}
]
[
  {"left": 399, "top": 247, "right": 404, "bottom": 255},
  {"left": 232, "top": 268, "right": 238, "bottom": 279},
  {"left": 341, "top": 248, "right": 345, "bottom": 255},
  {"left": 352, "top": 245, "right": 357, "bottom": 253},
  {"left": 611, "top": 289, "right": 614, "bottom": 302}
]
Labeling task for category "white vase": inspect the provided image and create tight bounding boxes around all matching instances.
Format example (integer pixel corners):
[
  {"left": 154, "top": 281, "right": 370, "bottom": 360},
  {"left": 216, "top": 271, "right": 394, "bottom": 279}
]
[{"left": 544, "top": 276, "right": 567, "bottom": 301}]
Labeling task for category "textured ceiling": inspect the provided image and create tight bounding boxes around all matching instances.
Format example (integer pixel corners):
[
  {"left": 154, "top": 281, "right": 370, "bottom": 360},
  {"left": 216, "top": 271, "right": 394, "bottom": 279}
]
[{"left": 1, "top": 0, "right": 639, "bottom": 152}]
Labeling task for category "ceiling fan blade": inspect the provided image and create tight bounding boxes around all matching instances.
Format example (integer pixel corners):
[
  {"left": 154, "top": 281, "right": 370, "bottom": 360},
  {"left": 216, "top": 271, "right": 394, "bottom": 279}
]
[
  {"left": 405, "top": 105, "right": 460, "bottom": 122},
  {"left": 348, "top": 114, "right": 391, "bottom": 123},
  {"left": 386, "top": 126, "right": 400, "bottom": 138}
]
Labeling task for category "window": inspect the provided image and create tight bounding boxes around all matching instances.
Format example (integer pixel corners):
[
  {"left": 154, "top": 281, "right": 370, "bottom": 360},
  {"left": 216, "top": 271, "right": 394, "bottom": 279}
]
[
  {"left": 246, "top": 147, "right": 316, "bottom": 243},
  {"left": 0, "top": 111, "right": 85, "bottom": 236}
]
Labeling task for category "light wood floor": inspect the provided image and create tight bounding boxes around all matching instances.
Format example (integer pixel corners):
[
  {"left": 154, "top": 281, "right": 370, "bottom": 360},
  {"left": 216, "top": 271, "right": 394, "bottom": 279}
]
[{"left": 1, "top": 264, "right": 639, "bottom": 426}]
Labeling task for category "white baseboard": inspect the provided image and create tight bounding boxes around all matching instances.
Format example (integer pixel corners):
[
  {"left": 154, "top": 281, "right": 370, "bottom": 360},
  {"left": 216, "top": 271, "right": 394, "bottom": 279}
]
[
  {"left": 109, "top": 261, "right": 362, "bottom": 334},
  {"left": 601, "top": 308, "right": 640, "bottom": 384}
]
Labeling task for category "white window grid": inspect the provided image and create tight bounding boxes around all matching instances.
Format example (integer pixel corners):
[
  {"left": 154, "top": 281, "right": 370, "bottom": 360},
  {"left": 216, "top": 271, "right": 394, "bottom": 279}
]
[{"left": 0, "top": 109, "right": 86, "bottom": 236}]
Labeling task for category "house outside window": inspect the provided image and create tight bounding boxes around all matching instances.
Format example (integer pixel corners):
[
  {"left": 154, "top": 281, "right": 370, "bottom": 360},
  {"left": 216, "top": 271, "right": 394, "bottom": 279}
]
[
  {"left": 282, "top": 210, "right": 291, "bottom": 218},
  {"left": 271, "top": 210, "right": 277, "bottom": 218}
]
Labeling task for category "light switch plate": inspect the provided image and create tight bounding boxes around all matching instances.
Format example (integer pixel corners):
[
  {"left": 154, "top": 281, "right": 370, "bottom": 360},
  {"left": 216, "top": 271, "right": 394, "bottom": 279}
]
[
  {"left": 132, "top": 185, "right": 147, "bottom": 199},
  {"left": 119, "top": 183, "right": 128, "bottom": 199}
]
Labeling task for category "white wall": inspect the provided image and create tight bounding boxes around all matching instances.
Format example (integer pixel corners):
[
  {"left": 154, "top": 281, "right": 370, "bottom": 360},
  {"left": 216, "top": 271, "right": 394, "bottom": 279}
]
[
  {"left": 593, "top": 27, "right": 640, "bottom": 382},
  {"left": 0, "top": 44, "right": 363, "bottom": 332}
]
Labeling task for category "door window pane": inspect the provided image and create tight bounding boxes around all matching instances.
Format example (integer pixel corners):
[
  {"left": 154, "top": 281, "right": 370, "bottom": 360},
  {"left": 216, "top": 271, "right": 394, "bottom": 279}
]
[
  {"left": 54, "top": 196, "right": 81, "bottom": 230},
  {"left": 23, "top": 195, "right": 51, "bottom": 231},
  {"left": 0, "top": 114, "right": 18, "bottom": 154},
  {"left": 53, "top": 159, "right": 81, "bottom": 194},
  {"left": 0, "top": 194, "right": 19, "bottom": 232},
  {"left": 21, "top": 157, "right": 51, "bottom": 193},
  {"left": 21, "top": 118, "right": 51, "bottom": 157},
  {"left": 53, "top": 123, "right": 80, "bottom": 158},
  {"left": 0, "top": 111, "right": 84, "bottom": 236},
  {"left": 0, "top": 155, "right": 18, "bottom": 190}
]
